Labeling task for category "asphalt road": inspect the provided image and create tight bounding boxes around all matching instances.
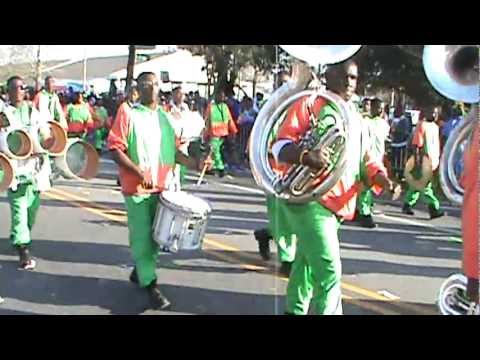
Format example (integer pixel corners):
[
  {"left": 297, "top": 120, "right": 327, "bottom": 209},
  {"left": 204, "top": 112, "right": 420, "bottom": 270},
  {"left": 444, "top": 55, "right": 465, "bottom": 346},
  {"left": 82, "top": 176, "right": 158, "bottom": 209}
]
[{"left": 0, "top": 156, "right": 463, "bottom": 315}]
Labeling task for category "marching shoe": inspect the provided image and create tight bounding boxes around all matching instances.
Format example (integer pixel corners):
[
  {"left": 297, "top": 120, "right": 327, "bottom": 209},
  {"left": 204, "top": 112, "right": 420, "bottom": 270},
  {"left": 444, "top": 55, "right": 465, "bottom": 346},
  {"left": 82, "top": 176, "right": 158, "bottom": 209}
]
[
  {"left": 279, "top": 262, "right": 293, "bottom": 277},
  {"left": 17, "top": 246, "right": 36, "bottom": 270},
  {"left": 429, "top": 206, "right": 445, "bottom": 220},
  {"left": 129, "top": 267, "right": 139, "bottom": 284},
  {"left": 147, "top": 282, "right": 171, "bottom": 310},
  {"left": 402, "top": 204, "right": 415, "bottom": 216},
  {"left": 358, "top": 215, "right": 377, "bottom": 229},
  {"left": 254, "top": 229, "right": 272, "bottom": 261}
]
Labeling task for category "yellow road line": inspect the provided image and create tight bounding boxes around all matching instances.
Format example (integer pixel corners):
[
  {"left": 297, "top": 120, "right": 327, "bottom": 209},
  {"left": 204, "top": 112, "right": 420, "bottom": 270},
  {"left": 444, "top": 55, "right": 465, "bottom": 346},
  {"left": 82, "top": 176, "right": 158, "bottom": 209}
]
[{"left": 46, "top": 186, "right": 426, "bottom": 315}]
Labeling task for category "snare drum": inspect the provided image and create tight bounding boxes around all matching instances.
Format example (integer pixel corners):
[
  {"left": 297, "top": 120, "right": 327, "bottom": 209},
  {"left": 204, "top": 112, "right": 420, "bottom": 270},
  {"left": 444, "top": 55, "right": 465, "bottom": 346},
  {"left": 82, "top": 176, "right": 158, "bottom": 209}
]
[{"left": 152, "top": 191, "right": 211, "bottom": 252}]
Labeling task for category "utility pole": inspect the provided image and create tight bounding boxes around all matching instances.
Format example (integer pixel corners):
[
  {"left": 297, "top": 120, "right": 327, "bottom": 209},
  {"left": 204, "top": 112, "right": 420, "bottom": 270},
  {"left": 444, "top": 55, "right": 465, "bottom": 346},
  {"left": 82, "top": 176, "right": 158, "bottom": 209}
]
[
  {"left": 83, "top": 47, "right": 88, "bottom": 92},
  {"left": 35, "top": 45, "right": 41, "bottom": 92},
  {"left": 125, "top": 45, "right": 136, "bottom": 93}
]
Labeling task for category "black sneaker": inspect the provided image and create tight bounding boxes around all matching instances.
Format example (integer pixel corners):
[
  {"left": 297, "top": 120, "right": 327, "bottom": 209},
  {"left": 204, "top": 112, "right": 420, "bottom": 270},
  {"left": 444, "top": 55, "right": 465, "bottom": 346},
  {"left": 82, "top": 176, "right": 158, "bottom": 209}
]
[
  {"left": 216, "top": 170, "right": 225, "bottom": 178},
  {"left": 279, "top": 262, "right": 293, "bottom": 277},
  {"left": 147, "top": 282, "right": 171, "bottom": 310},
  {"left": 402, "top": 204, "right": 415, "bottom": 216},
  {"left": 358, "top": 215, "right": 377, "bottom": 229},
  {"left": 429, "top": 206, "right": 445, "bottom": 220},
  {"left": 17, "top": 246, "right": 36, "bottom": 270},
  {"left": 129, "top": 267, "right": 139, "bottom": 284},
  {"left": 254, "top": 229, "right": 271, "bottom": 261}
]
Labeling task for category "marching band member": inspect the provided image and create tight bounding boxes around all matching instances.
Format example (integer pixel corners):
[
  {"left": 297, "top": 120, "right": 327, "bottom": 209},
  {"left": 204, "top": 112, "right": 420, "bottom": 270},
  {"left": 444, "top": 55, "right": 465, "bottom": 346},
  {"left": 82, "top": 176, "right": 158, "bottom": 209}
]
[
  {"left": 108, "top": 72, "right": 210, "bottom": 310},
  {"left": 356, "top": 98, "right": 391, "bottom": 228},
  {"left": 3, "top": 76, "right": 54, "bottom": 270},
  {"left": 167, "top": 85, "right": 205, "bottom": 191},
  {"left": 462, "top": 121, "right": 478, "bottom": 305},
  {"left": 66, "top": 92, "right": 94, "bottom": 139},
  {"left": 272, "top": 61, "right": 399, "bottom": 315},
  {"left": 402, "top": 108, "right": 445, "bottom": 219},
  {"left": 113, "top": 87, "right": 139, "bottom": 187},
  {"left": 93, "top": 97, "right": 109, "bottom": 153},
  {"left": 33, "top": 76, "right": 67, "bottom": 130},
  {"left": 204, "top": 89, "right": 238, "bottom": 178}
]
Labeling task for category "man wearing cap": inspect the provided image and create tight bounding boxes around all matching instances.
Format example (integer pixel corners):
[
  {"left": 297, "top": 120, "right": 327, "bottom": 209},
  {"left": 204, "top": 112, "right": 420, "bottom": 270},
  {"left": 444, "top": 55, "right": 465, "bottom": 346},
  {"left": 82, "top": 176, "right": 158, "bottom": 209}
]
[
  {"left": 33, "top": 76, "right": 67, "bottom": 130},
  {"left": 402, "top": 108, "right": 445, "bottom": 219},
  {"left": 108, "top": 72, "right": 211, "bottom": 309}
]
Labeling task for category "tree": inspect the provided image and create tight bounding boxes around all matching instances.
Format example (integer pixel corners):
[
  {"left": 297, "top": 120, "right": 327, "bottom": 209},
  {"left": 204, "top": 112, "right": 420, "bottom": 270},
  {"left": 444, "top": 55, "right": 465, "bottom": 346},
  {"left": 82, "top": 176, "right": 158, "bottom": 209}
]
[
  {"left": 178, "top": 45, "right": 276, "bottom": 96},
  {"left": 355, "top": 45, "right": 453, "bottom": 109},
  {"left": 0, "top": 45, "right": 41, "bottom": 85}
]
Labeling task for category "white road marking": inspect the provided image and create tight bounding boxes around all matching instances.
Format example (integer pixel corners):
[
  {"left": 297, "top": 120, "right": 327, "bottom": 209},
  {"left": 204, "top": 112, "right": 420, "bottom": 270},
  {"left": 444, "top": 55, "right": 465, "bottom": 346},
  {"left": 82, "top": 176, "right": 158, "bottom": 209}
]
[{"left": 189, "top": 175, "right": 461, "bottom": 236}]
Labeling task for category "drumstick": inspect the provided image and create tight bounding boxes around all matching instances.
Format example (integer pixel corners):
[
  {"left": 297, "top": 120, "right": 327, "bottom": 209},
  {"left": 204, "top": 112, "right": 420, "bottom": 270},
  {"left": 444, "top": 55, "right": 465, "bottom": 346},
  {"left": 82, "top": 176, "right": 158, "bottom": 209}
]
[
  {"left": 196, "top": 150, "right": 212, "bottom": 186},
  {"left": 196, "top": 162, "right": 209, "bottom": 186}
]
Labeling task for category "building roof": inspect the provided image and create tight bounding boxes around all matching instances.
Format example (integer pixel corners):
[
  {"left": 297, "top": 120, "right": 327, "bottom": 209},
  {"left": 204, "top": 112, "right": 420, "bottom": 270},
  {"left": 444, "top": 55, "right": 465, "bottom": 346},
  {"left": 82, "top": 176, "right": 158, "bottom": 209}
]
[{"left": 44, "top": 53, "right": 165, "bottom": 81}]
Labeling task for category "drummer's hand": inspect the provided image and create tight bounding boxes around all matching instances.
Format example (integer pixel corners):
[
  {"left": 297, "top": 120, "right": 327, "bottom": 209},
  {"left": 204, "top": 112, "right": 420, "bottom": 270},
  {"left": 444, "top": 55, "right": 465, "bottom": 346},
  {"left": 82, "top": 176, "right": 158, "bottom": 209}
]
[
  {"left": 142, "top": 176, "right": 153, "bottom": 190},
  {"left": 198, "top": 156, "right": 213, "bottom": 172},
  {"left": 136, "top": 168, "right": 153, "bottom": 189}
]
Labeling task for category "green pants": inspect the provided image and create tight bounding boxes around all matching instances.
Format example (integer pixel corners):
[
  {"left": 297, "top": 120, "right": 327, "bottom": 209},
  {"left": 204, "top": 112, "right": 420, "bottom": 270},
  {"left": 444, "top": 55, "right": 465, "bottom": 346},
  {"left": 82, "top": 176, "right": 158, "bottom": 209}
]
[
  {"left": 404, "top": 182, "right": 440, "bottom": 210},
  {"left": 124, "top": 194, "right": 160, "bottom": 288},
  {"left": 210, "top": 137, "right": 225, "bottom": 171},
  {"left": 357, "top": 188, "right": 373, "bottom": 216},
  {"left": 285, "top": 202, "right": 342, "bottom": 315},
  {"left": 94, "top": 128, "right": 108, "bottom": 150},
  {"left": 8, "top": 182, "right": 41, "bottom": 247},
  {"left": 266, "top": 195, "right": 296, "bottom": 263},
  {"left": 179, "top": 164, "right": 187, "bottom": 185}
]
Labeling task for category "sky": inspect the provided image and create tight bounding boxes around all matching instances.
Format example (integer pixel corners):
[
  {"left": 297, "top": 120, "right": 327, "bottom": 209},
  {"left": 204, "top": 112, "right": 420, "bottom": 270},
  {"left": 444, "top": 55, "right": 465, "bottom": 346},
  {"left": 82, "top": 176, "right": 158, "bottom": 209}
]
[{"left": 0, "top": 45, "right": 176, "bottom": 63}]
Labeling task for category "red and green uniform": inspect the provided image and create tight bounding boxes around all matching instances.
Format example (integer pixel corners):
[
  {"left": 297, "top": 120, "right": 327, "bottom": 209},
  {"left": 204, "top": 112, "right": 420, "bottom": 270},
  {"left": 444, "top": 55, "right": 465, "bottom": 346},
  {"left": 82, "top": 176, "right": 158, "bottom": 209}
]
[
  {"left": 205, "top": 102, "right": 238, "bottom": 171},
  {"left": 267, "top": 96, "right": 327, "bottom": 263},
  {"left": 403, "top": 120, "right": 441, "bottom": 210},
  {"left": 357, "top": 114, "right": 390, "bottom": 216},
  {"left": 67, "top": 103, "right": 93, "bottom": 139},
  {"left": 461, "top": 116, "right": 478, "bottom": 284},
  {"left": 94, "top": 106, "right": 109, "bottom": 151},
  {"left": 3, "top": 102, "right": 52, "bottom": 248},
  {"left": 107, "top": 104, "right": 177, "bottom": 288},
  {"left": 274, "top": 100, "right": 387, "bottom": 315},
  {"left": 33, "top": 89, "right": 67, "bottom": 130}
]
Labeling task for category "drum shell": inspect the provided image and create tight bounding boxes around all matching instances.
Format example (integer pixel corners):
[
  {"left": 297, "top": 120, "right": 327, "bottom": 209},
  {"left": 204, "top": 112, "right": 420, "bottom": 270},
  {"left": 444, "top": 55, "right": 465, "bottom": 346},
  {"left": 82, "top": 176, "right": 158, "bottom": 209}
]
[{"left": 152, "top": 194, "right": 211, "bottom": 251}]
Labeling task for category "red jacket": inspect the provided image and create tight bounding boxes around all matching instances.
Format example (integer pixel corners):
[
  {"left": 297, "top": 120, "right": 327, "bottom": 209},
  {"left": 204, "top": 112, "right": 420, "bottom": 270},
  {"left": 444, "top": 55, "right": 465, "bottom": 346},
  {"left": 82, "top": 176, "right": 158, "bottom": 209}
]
[{"left": 462, "top": 122, "right": 479, "bottom": 280}]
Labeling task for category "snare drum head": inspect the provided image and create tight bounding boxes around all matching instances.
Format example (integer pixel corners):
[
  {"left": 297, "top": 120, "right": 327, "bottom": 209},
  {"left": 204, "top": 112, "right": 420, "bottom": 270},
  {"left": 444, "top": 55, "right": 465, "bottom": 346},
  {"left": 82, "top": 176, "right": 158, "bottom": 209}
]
[{"left": 161, "top": 191, "right": 211, "bottom": 214}]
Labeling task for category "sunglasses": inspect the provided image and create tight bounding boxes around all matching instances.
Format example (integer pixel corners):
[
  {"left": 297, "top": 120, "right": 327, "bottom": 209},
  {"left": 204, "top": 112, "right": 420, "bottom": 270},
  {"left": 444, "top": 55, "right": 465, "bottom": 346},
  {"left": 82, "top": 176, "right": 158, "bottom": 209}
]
[
  {"left": 10, "top": 84, "right": 27, "bottom": 91},
  {"left": 139, "top": 81, "right": 159, "bottom": 88}
]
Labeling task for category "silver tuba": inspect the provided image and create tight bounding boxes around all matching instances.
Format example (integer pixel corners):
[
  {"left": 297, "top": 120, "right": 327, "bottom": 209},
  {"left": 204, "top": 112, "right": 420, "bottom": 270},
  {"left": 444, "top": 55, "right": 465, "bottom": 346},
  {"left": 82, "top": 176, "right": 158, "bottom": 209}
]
[
  {"left": 437, "top": 274, "right": 479, "bottom": 315},
  {"left": 423, "top": 45, "right": 479, "bottom": 205},
  {"left": 249, "top": 45, "right": 362, "bottom": 203},
  {"left": 424, "top": 45, "right": 479, "bottom": 315}
]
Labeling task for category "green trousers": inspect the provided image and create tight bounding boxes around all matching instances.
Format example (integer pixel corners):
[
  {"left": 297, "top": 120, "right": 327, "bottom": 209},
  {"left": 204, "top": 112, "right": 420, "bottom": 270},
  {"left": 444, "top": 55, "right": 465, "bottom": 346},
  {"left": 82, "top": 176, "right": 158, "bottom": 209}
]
[
  {"left": 285, "top": 202, "right": 343, "bottom": 315},
  {"left": 266, "top": 195, "right": 296, "bottom": 263},
  {"left": 357, "top": 188, "right": 373, "bottom": 216},
  {"left": 124, "top": 194, "right": 160, "bottom": 288},
  {"left": 8, "top": 182, "right": 41, "bottom": 247},
  {"left": 404, "top": 182, "right": 440, "bottom": 210},
  {"left": 210, "top": 137, "right": 225, "bottom": 171},
  {"left": 94, "top": 128, "right": 108, "bottom": 151}
]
